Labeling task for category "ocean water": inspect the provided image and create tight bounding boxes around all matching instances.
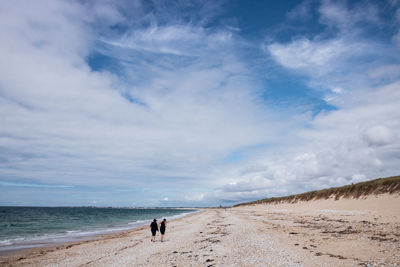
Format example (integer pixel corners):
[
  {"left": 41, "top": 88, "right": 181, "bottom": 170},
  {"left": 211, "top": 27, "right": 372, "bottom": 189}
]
[{"left": 0, "top": 206, "right": 197, "bottom": 254}]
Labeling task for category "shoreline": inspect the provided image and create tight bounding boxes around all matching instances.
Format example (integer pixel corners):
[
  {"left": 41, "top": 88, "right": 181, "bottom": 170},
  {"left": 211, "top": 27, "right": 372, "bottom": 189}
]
[
  {"left": 0, "top": 209, "right": 201, "bottom": 257},
  {"left": 1, "top": 194, "right": 399, "bottom": 266}
]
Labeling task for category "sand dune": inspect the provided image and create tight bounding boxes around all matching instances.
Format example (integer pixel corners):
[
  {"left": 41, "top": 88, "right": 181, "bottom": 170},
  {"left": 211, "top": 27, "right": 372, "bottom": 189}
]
[{"left": 1, "top": 193, "right": 399, "bottom": 266}]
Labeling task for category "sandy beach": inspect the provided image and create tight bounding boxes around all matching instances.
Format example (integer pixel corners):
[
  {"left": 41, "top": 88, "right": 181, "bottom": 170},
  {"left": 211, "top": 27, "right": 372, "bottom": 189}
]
[{"left": 1, "top": 194, "right": 399, "bottom": 267}]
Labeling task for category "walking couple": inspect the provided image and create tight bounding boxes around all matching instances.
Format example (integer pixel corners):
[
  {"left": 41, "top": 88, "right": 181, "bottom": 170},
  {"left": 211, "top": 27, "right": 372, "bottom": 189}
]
[{"left": 150, "top": 218, "right": 167, "bottom": 242}]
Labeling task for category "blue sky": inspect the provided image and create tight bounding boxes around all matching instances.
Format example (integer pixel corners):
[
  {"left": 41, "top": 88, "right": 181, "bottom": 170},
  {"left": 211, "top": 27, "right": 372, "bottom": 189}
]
[{"left": 1, "top": 0, "right": 400, "bottom": 207}]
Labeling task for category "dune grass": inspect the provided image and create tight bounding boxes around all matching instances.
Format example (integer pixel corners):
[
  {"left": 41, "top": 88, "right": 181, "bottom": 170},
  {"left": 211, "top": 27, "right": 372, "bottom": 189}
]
[{"left": 234, "top": 175, "right": 400, "bottom": 207}]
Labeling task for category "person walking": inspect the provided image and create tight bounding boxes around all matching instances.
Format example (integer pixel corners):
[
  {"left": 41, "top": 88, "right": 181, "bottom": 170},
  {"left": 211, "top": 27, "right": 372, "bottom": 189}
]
[
  {"left": 159, "top": 218, "right": 167, "bottom": 242},
  {"left": 150, "top": 219, "right": 158, "bottom": 242}
]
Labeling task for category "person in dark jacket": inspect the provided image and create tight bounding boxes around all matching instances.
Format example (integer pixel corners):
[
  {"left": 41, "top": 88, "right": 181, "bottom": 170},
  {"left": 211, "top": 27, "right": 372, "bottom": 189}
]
[
  {"left": 150, "top": 219, "right": 158, "bottom": 242},
  {"left": 159, "top": 218, "right": 167, "bottom": 242}
]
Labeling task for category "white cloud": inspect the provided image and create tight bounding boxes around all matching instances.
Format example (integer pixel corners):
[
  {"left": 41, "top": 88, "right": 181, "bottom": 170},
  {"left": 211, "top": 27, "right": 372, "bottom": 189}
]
[
  {"left": 286, "top": 0, "right": 312, "bottom": 21},
  {"left": 363, "top": 126, "right": 394, "bottom": 147},
  {"left": 220, "top": 177, "right": 274, "bottom": 193},
  {"left": 213, "top": 1, "right": 400, "bottom": 204},
  {"left": 331, "top": 87, "right": 343, "bottom": 94},
  {"left": 266, "top": 35, "right": 384, "bottom": 95},
  {"left": 394, "top": 30, "right": 400, "bottom": 48},
  {"left": 184, "top": 193, "right": 204, "bottom": 201},
  {"left": 350, "top": 174, "right": 366, "bottom": 183},
  {"left": 318, "top": 0, "right": 381, "bottom": 30},
  {"left": 103, "top": 25, "right": 233, "bottom": 56},
  {"left": 0, "top": 0, "right": 294, "bottom": 205},
  {"left": 368, "top": 64, "right": 400, "bottom": 82},
  {"left": 1, "top": 0, "right": 399, "bottom": 206},
  {"left": 267, "top": 0, "right": 398, "bottom": 97},
  {"left": 268, "top": 38, "right": 350, "bottom": 71}
]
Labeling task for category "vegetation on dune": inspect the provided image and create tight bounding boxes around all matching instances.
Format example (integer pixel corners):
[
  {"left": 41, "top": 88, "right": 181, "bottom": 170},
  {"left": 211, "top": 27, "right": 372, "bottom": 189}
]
[{"left": 234, "top": 175, "right": 400, "bottom": 207}]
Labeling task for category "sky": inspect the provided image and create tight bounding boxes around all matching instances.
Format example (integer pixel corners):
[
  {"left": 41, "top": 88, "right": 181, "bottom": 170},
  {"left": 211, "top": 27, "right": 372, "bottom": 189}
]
[{"left": 0, "top": 0, "right": 400, "bottom": 207}]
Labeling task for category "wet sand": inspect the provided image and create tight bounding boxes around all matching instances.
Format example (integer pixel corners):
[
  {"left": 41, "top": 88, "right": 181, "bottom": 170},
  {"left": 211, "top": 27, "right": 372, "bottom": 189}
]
[{"left": 1, "top": 194, "right": 399, "bottom": 266}]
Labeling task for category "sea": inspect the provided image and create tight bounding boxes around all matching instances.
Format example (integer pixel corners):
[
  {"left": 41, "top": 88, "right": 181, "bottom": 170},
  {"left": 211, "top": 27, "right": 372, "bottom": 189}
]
[{"left": 0, "top": 206, "right": 197, "bottom": 255}]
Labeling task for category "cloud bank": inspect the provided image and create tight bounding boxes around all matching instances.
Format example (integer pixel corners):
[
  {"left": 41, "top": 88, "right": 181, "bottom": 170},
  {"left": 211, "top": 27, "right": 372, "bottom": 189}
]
[
  {"left": 213, "top": 0, "right": 400, "bottom": 205},
  {"left": 0, "top": 0, "right": 399, "bottom": 206}
]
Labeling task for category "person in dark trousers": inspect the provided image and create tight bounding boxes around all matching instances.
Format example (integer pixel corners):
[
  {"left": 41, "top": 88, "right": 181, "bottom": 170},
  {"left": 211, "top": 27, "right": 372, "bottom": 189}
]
[
  {"left": 159, "top": 218, "right": 167, "bottom": 242},
  {"left": 150, "top": 219, "right": 158, "bottom": 242}
]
